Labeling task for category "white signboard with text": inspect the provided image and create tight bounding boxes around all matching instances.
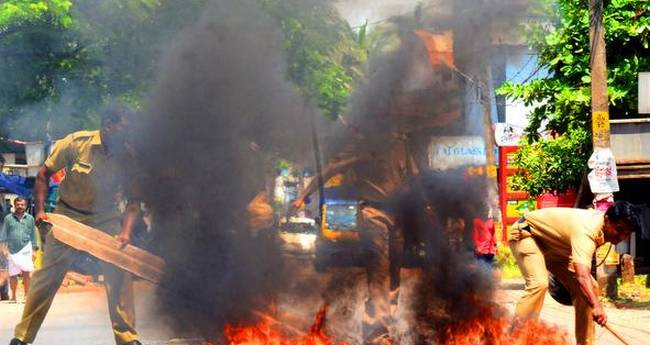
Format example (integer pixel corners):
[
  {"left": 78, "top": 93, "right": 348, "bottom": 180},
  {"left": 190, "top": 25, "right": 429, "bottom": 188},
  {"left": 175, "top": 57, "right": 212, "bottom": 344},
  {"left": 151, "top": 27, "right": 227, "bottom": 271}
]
[{"left": 429, "top": 136, "right": 487, "bottom": 170}]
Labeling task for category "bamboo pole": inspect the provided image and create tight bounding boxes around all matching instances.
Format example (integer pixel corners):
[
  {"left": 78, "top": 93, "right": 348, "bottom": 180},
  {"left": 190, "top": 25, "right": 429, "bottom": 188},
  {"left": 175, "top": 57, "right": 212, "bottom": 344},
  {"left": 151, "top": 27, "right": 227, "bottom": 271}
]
[{"left": 604, "top": 324, "right": 633, "bottom": 345}]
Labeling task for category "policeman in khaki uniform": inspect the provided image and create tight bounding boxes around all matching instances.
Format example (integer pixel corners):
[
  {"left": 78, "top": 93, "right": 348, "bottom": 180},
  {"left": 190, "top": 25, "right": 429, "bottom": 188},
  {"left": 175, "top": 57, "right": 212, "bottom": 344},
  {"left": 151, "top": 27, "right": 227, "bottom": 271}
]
[
  {"left": 292, "top": 133, "right": 419, "bottom": 345},
  {"left": 9, "top": 105, "right": 143, "bottom": 345},
  {"left": 509, "top": 201, "right": 639, "bottom": 345}
]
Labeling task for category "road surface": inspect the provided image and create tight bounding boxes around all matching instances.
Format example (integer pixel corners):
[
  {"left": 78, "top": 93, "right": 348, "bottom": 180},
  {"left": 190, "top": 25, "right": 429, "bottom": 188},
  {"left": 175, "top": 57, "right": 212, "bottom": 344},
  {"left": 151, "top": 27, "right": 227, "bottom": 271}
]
[{"left": 1, "top": 257, "right": 649, "bottom": 345}]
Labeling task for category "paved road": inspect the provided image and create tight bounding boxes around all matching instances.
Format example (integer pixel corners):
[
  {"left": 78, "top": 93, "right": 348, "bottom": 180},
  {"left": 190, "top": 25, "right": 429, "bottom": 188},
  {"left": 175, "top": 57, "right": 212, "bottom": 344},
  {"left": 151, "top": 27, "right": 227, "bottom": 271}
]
[
  {"left": 2, "top": 258, "right": 649, "bottom": 345},
  {"left": 0, "top": 282, "right": 194, "bottom": 345},
  {"left": 498, "top": 279, "right": 650, "bottom": 345}
]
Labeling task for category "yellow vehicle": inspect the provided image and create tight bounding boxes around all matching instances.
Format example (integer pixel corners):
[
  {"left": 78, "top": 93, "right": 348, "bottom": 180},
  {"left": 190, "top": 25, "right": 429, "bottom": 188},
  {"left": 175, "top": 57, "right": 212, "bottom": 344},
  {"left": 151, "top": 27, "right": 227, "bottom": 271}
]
[
  {"left": 313, "top": 176, "right": 363, "bottom": 271},
  {"left": 313, "top": 174, "right": 425, "bottom": 270},
  {"left": 320, "top": 201, "right": 359, "bottom": 242}
]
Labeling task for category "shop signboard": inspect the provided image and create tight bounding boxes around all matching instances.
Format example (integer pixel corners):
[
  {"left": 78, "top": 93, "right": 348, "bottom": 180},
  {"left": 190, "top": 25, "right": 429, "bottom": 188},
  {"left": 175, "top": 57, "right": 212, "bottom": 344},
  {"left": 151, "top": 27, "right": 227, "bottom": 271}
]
[
  {"left": 429, "top": 136, "right": 487, "bottom": 170},
  {"left": 494, "top": 123, "right": 525, "bottom": 147}
]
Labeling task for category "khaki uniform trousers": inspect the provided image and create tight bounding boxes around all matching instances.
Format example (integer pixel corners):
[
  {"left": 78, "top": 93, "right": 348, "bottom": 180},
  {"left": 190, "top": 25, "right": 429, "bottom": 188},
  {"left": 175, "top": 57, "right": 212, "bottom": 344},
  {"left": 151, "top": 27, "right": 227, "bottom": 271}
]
[
  {"left": 509, "top": 221, "right": 596, "bottom": 345},
  {"left": 359, "top": 206, "right": 401, "bottom": 345},
  {"left": 14, "top": 203, "right": 138, "bottom": 345}
]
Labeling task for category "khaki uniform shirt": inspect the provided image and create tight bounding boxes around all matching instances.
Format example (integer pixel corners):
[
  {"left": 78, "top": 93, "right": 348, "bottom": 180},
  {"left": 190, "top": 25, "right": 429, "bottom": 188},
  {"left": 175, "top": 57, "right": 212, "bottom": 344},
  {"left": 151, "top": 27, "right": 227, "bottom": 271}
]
[
  {"left": 520, "top": 208, "right": 606, "bottom": 270},
  {"left": 44, "top": 130, "right": 135, "bottom": 216},
  {"left": 335, "top": 139, "right": 419, "bottom": 202}
]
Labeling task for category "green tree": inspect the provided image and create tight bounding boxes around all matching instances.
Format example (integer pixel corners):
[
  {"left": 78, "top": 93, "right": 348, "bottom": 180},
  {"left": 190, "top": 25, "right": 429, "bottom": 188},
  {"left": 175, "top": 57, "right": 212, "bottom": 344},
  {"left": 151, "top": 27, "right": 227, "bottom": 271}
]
[
  {"left": 497, "top": 0, "right": 650, "bottom": 196},
  {"left": 0, "top": 0, "right": 79, "bottom": 138},
  {"left": 0, "top": 0, "right": 207, "bottom": 140},
  {"left": 1, "top": 0, "right": 363, "bottom": 141},
  {"left": 259, "top": 0, "right": 366, "bottom": 119},
  {"left": 0, "top": 0, "right": 73, "bottom": 29}
]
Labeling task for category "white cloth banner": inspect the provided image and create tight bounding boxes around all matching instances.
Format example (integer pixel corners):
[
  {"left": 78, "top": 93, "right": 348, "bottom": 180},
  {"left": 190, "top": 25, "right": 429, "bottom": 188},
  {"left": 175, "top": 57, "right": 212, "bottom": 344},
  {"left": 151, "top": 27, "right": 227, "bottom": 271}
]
[{"left": 587, "top": 148, "right": 619, "bottom": 194}]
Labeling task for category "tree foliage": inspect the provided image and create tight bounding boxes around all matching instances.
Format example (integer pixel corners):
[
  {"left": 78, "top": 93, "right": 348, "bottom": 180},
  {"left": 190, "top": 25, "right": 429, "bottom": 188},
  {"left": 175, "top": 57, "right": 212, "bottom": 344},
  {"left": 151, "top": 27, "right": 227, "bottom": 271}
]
[
  {"left": 0, "top": 0, "right": 364, "bottom": 141},
  {"left": 0, "top": 0, "right": 73, "bottom": 30},
  {"left": 497, "top": 0, "right": 650, "bottom": 196},
  {"left": 0, "top": 0, "right": 78, "bottom": 138},
  {"left": 510, "top": 127, "right": 590, "bottom": 197},
  {"left": 259, "top": 0, "right": 366, "bottom": 119},
  {"left": 0, "top": 0, "right": 207, "bottom": 140}
]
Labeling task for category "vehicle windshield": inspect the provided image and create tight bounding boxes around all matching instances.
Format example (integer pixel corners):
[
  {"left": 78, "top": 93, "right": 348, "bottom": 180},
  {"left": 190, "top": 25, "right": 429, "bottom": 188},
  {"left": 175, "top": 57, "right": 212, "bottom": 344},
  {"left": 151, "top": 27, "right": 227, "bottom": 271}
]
[{"left": 325, "top": 204, "right": 357, "bottom": 231}]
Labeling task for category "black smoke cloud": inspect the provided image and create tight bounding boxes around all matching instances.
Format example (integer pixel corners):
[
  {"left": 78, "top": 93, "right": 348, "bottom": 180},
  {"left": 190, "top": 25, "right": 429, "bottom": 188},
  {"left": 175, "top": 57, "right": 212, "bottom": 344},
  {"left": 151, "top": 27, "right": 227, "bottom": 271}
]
[
  {"left": 132, "top": 0, "right": 311, "bottom": 338},
  {"left": 131, "top": 0, "right": 534, "bottom": 342},
  {"left": 322, "top": 41, "right": 495, "bottom": 340},
  {"left": 319, "top": 0, "right": 533, "bottom": 342}
]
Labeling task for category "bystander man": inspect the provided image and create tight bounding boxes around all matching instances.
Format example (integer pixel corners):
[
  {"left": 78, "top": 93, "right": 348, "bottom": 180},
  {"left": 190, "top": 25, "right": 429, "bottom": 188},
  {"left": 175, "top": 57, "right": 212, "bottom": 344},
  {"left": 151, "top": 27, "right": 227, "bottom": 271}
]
[
  {"left": 0, "top": 198, "right": 37, "bottom": 303},
  {"left": 473, "top": 212, "right": 496, "bottom": 266}
]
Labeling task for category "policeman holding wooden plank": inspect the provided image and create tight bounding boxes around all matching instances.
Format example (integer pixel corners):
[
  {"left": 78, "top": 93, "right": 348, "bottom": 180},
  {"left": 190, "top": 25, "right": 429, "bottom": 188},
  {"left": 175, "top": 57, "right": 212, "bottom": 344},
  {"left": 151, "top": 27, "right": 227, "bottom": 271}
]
[{"left": 8, "top": 105, "right": 144, "bottom": 345}]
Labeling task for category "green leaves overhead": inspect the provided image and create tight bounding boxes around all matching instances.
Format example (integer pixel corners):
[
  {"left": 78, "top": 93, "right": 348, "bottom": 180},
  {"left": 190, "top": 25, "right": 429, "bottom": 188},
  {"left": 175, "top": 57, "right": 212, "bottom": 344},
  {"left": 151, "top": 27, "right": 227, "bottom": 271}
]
[
  {"left": 259, "top": 0, "right": 366, "bottom": 119},
  {"left": 0, "top": 0, "right": 73, "bottom": 31},
  {"left": 497, "top": 0, "right": 650, "bottom": 196},
  {"left": 0, "top": 0, "right": 207, "bottom": 140},
  {"left": 1, "top": 0, "right": 365, "bottom": 141}
]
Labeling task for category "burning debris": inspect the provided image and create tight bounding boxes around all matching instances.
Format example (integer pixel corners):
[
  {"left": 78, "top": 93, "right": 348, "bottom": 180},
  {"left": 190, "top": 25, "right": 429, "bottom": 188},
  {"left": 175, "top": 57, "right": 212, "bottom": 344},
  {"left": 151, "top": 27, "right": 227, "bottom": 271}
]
[
  {"left": 205, "top": 302, "right": 570, "bottom": 345},
  {"left": 215, "top": 305, "right": 349, "bottom": 345},
  {"left": 2, "top": 0, "right": 647, "bottom": 344},
  {"left": 132, "top": 0, "right": 309, "bottom": 337},
  {"left": 436, "top": 304, "right": 571, "bottom": 345},
  {"left": 129, "top": 0, "right": 580, "bottom": 344}
]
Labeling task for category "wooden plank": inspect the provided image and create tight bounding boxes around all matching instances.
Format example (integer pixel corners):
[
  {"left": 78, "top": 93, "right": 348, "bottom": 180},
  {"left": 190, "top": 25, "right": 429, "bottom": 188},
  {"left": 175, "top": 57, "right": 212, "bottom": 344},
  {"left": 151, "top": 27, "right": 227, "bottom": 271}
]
[
  {"left": 617, "top": 158, "right": 650, "bottom": 164},
  {"left": 46, "top": 213, "right": 165, "bottom": 284},
  {"left": 617, "top": 164, "right": 650, "bottom": 170},
  {"left": 617, "top": 174, "right": 650, "bottom": 179}
]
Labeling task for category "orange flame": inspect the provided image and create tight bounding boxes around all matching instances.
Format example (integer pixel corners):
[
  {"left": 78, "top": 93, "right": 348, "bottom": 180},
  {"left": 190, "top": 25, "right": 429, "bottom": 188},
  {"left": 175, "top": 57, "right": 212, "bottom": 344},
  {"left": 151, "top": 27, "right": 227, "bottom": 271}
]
[
  {"left": 437, "top": 304, "right": 571, "bottom": 345},
  {"left": 211, "top": 304, "right": 349, "bottom": 345},
  {"left": 209, "top": 303, "right": 569, "bottom": 345}
]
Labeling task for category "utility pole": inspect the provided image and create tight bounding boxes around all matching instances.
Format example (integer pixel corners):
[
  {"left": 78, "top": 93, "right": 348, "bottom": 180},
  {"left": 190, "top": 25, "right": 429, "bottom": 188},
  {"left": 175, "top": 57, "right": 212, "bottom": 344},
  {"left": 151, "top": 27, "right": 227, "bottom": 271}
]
[
  {"left": 589, "top": 0, "right": 619, "bottom": 297},
  {"left": 589, "top": 0, "right": 610, "bottom": 149},
  {"left": 481, "top": 64, "right": 499, "bottom": 216}
]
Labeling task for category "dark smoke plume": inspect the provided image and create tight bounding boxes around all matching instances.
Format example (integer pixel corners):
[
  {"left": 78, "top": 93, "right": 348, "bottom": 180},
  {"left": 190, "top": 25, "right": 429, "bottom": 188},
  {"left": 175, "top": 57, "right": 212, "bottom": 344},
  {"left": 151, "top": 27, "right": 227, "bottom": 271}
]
[
  {"left": 402, "top": 2, "right": 534, "bottom": 339},
  {"left": 132, "top": 0, "right": 535, "bottom": 342},
  {"left": 401, "top": 171, "right": 495, "bottom": 343},
  {"left": 318, "top": 0, "right": 533, "bottom": 343},
  {"left": 132, "top": 0, "right": 310, "bottom": 338}
]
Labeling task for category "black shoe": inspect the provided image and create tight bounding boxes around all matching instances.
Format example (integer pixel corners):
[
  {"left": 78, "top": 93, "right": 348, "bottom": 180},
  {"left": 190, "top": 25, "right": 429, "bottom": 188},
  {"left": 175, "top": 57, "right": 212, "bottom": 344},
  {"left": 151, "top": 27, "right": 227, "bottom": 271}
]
[
  {"left": 9, "top": 339, "right": 27, "bottom": 345},
  {"left": 121, "top": 341, "right": 142, "bottom": 345}
]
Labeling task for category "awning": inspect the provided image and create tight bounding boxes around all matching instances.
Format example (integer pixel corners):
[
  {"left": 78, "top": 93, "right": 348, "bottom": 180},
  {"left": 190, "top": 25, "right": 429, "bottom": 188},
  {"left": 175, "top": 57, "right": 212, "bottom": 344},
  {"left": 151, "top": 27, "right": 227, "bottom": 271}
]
[{"left": 0, "top": 173, "right": 33, "bottom": 197}]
